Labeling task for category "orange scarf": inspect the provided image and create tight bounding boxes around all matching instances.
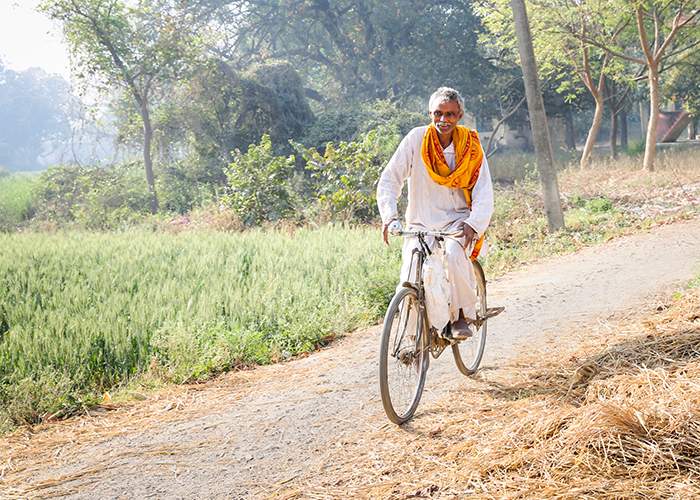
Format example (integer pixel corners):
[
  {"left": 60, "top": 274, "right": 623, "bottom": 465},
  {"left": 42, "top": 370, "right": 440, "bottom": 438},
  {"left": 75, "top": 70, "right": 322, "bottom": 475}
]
[{"left": 421, "top": 124, "right": 485, "bottom": 260}]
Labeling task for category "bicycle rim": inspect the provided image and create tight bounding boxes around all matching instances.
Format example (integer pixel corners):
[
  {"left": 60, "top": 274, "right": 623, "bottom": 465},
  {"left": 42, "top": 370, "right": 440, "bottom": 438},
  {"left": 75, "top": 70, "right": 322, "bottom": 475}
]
[
  {"left": 452, "top": 260, "right": 488, "bottom": 376},
  {"left": 379, "top": 286, "right": 429, "bottom": 424}
]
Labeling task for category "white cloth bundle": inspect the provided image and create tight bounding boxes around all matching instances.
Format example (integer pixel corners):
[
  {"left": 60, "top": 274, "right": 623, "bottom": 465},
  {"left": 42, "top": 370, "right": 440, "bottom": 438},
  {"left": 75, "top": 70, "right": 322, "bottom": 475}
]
[{"left": 422, "top": 243, "right": 451, "bottom": 332}]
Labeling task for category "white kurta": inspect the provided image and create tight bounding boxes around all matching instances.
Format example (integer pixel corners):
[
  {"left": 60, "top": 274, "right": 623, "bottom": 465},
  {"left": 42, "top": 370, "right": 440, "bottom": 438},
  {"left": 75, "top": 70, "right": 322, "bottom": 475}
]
[{"left": 376, "top": 125, "right": 495, "bottom": 321}]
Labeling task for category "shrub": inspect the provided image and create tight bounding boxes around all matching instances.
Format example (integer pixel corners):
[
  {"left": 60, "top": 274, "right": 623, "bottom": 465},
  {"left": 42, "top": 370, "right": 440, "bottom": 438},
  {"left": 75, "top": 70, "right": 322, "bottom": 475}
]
[
  {"left": 222, "top": 135, "right": 297, "bottom": 226},
  {"left": 156, "top": 159, "right": 217, "bottom": 214},
  {"left": 293, "top": 126, "right": 402, "bottom": 222},
  {"left": 0, "top": 174, "right": 37, "bottom": 231},
  {"left": 33, "top": 163, "right": 152, "bottom": 229}
]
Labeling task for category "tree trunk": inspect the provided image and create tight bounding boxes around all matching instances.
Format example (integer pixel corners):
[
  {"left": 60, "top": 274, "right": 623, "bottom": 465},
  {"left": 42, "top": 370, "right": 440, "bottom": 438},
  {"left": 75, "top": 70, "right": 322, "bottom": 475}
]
[
  {"left": 510, "top": 0, "right": 564, "bottom": 231},
  {"left": 620, "top": 109, "right": 629, "bottom": 152},
  {"left": 610, "top": 108, "right": 618, "bottom": 159},
  {"left": 140, "top": 102, "right": 159, "bottom": 214},
  {"left": 564, "top": 108, "right": 576, "bottom": 151},
  {"left": 644, "top": 64, "right": 660, "bottom": 171},
  {"left": 580, "top": 97, "right": 604, "bottom": 168},
  {"left": 689, "top": 117, "right": 697, "bottom": 140}
]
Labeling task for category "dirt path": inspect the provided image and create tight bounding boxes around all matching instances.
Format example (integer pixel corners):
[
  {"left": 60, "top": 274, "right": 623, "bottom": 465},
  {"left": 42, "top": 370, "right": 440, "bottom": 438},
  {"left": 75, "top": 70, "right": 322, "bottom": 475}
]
[{"left": 4, "top": 218, "right": 700, "bottom": 499}]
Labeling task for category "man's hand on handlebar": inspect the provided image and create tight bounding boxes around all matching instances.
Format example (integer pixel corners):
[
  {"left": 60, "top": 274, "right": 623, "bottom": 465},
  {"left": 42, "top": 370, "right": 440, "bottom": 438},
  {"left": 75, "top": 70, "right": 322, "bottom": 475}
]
[{"left": 382, "top": 219, "right": 402, "bottom": 245}]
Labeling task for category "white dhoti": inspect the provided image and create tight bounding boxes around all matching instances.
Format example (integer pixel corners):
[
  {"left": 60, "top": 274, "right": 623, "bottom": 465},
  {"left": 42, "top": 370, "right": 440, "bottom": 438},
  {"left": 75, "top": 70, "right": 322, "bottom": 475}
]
[{"left": 399, "top": 226, "right": 478, "bottom": 322}]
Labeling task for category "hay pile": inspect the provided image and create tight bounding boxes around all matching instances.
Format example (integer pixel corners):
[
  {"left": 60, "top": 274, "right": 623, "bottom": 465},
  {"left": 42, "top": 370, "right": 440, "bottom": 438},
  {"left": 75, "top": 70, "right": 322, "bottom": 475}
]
[{"left": 278, "top": 289, "right": 700, "bottom": 498}]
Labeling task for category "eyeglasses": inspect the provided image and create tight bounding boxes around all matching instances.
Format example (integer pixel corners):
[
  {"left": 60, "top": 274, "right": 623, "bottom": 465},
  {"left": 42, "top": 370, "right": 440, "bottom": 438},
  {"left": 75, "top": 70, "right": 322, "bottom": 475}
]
[{"left": 430, "top": 110, "right": 459, "bottom": 120}]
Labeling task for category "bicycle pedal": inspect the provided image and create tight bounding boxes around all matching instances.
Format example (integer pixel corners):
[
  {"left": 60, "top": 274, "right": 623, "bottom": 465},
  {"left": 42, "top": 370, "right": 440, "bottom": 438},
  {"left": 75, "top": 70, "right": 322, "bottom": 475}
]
[{"left": 478, "top": 306, "right": 505, "bottom": 321}]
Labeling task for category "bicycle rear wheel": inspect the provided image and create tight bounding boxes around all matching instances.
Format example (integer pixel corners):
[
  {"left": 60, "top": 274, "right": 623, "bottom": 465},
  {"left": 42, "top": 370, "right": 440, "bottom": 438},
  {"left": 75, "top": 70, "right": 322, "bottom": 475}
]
[
  {"left": 379, "top": 286, "right": 429, "bottom": 424},
  {"left": 452, "top": 260, "right": 488, "bottom": 376}
]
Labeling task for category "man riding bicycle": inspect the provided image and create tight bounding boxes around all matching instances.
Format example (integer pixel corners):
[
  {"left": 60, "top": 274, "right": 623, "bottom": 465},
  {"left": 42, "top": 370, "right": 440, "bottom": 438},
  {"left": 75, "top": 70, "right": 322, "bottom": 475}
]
[{"left": 376, "top": 87, "right": 494, "bottom": 340}]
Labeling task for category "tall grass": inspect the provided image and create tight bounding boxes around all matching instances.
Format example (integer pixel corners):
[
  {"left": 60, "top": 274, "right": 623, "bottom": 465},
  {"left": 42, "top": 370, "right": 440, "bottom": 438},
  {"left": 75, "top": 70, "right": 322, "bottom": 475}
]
[
  {"left": 0, "top": 174, "right": 38, "bottom": 230},
  {"left": 0, "top": 227, "right": 400, "bottom": 430}
]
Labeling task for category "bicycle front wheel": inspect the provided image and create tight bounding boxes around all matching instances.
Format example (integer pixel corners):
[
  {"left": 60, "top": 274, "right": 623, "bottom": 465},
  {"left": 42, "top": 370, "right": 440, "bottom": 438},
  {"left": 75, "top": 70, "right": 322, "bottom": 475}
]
[
  {"left": 379, "top": 286, "right": 429, "bottom": 424},
  {"left": 452, "top": 260, "right": 488, "bottom": 376}
]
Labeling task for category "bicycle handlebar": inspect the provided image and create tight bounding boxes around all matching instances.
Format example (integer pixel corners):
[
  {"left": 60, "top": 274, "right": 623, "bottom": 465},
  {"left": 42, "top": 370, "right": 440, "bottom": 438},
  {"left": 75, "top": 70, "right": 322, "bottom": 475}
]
[{"left": 396, "top": 229, "right": 462, "bottom": 238}]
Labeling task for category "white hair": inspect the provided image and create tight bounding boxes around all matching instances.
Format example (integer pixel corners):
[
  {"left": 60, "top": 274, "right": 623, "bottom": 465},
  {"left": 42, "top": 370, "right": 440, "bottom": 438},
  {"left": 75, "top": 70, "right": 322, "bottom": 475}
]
[{"left": 428, "top": 87, "right": 465, "bottom": 114}]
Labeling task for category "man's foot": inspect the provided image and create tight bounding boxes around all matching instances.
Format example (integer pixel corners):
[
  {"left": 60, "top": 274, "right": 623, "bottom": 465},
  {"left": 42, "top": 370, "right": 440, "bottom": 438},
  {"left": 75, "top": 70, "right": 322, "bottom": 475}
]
[{"left": 450, "top": 317, "right": 473, "bottom": 340}]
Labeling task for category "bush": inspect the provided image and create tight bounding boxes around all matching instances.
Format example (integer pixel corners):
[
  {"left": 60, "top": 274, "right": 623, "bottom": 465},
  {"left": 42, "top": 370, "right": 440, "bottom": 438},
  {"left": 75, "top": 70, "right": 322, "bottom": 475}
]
[
  {"left": 294, "top": 126, "right": 402, "bottom": 222},
  {"left": 627, "top": 140, "right": 646, "bottom": 156},
  {"left": 0, "top": 174, "right": 37, "bottom": 231},
  {"left": 156, "top": 159, "right": 217, "bottom": 214},
  {"left": 222, "top": 135, "right": 297, "bottom": 226},
  {"left": 33, "top": 163, "right": 152, "bottom": 229}
]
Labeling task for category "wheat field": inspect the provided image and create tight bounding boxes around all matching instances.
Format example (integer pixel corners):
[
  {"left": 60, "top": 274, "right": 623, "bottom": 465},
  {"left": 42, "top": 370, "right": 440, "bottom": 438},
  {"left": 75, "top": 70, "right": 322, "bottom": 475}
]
[{"left": 0, "top": 226, "right": 400, "bottom": 430}]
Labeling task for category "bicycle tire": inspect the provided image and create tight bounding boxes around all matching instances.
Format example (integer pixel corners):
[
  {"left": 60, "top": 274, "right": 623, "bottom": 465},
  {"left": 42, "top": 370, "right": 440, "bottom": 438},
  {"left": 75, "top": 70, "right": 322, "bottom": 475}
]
[
  {"left": 379, "top": 286, "right": 429, "bottom": 424},
  {"left": 452, "top": 260, "right": 488, "bottom": 376}
]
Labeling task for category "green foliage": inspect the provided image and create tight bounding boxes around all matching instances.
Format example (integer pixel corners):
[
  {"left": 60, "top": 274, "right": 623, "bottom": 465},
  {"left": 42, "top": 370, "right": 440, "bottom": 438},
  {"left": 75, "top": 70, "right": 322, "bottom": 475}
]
[
  {"left": 666, "top": 49, "right": 700, "bottom": 116},
  {"left": 222, "top": 135, "right": 297, "bottom": 226},
  {"left": 149, "top": 59, "right": 315, "bottom": 176},
  {"left": 40, "top": 0, "right": 205, "bottom": 212},
  {"left": 156, "top": 159, "right": 217, "bottom": 214},
  {"left": 33, "top": 164, "right": 152, "bottom": 229},
  {"left": 301, "top": 99, "right": 425, "bottom": 148},
  {"left": 244, "top": 61, "right": 315, "bottom": 148},
  {"left": 586, "top": 197, "right": 614, "bottom": 213},
  {"left": 627, "top": 140, "right": 646, "bottom": 156},
  {"left": 294, "top": 126, "right": 402, "bottom": 222},
  {"left": 226, "top": 0, "right": 499, "bottom": 110},
  {"left": 40, "top": 0, "right": 201, "bottom": 95},
  {"left": 0, "top": 174, "right": 38, "bottom": 231},
  {"left": 0, "top": 226, "right": 400, "bottom": 429},
  {"left": 687, "top": 274, "right": 700, "bottom": 290},
  {"left": 476, "top": 0, "right": 636, "bottom": 128}
]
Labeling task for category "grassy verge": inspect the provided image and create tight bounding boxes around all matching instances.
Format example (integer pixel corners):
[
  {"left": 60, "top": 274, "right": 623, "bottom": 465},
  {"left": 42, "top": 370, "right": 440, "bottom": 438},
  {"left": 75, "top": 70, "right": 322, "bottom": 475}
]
[
  {"left": 483, "top": 148, "right": 700, "bottom": 276},
  {"left": 1, "top": 149, "right": 699, "bottom": 432},
  {"left": 281, "top": 278, "right": 700, "bottom": 498}
]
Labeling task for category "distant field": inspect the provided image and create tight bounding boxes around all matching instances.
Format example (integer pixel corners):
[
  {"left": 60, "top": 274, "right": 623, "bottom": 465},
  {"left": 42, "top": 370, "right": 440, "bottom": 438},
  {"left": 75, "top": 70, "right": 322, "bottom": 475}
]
[
  {"left": 0, "top": 227, "right": 400, "bottom": 430},
  {"left": 0, "top": 173, "right": 38, "bottom": 230}
]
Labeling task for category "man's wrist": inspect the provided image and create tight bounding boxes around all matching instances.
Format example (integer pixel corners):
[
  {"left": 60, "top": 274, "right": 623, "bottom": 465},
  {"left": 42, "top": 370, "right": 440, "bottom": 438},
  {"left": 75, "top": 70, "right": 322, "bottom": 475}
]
[{"left": 463, "top": 222, "right": 477, "bottom": 237}]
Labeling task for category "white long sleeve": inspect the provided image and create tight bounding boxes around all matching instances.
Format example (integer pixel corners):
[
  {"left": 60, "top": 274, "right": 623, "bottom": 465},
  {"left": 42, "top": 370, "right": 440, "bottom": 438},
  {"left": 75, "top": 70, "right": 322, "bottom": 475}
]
[
  {"left": 376, "top": 130, "right": 415, "bottom": 224},
  {"left": 464, "top": 155, "right": 494, "bottom": 236}
]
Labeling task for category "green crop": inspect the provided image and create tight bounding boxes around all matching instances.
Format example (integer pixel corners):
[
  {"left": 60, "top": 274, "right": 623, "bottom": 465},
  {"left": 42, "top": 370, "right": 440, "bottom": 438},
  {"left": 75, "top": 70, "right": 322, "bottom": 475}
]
[{"left": 0, "top": 226, "right": 400, "bottom": 430}]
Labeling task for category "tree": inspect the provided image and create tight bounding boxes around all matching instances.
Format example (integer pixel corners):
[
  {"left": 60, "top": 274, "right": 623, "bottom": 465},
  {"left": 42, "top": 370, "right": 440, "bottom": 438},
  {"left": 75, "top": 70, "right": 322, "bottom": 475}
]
[
  {"left": 511, "top": 0, "right": 565, "bottom": 231},
  {"left": 569, "top": 0, "right": 699, "bottom": 170},
  {"left": 666, "top": 39, "right": 700, "bottom": 137},
  {"left": 478, "top": 0, "right": 639, "bottom": 168},
  {"left": 0, "top": 64, "right": 71, "bottom": 171},
  {"left": 40, "top": 0, "right": 202, "bottom": 212},
  {"left": 211, "top": 0, "right": 501, "bottom": 111}
]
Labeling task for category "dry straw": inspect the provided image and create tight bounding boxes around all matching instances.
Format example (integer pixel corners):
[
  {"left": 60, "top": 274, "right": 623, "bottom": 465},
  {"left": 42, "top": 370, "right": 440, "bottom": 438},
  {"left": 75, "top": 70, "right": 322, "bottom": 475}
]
[{"left": 276, "top": 289, "right": 700, "bottom": 499}]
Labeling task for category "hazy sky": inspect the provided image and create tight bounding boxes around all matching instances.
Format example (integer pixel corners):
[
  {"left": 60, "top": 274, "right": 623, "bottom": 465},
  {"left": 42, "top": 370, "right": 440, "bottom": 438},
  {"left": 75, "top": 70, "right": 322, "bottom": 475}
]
[{"left": 0, "top": 0, "right": 70, "bottom": 78}]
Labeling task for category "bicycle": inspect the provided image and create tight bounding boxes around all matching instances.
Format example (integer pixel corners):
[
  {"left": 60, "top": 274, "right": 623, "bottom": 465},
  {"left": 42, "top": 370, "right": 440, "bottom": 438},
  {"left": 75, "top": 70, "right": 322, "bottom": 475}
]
[{"left": 379, "top": 229, "right": 504, "bottom": 425}]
